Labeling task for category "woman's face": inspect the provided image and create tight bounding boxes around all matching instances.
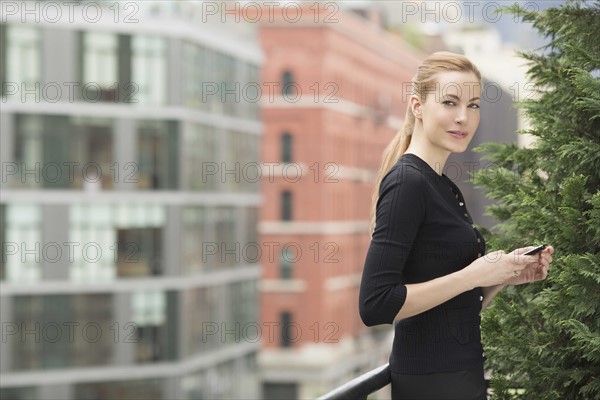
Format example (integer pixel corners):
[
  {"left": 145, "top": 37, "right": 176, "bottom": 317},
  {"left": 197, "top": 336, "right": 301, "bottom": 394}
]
[{"left": 412, "top": 71, "right": 481, "bottom": 154}]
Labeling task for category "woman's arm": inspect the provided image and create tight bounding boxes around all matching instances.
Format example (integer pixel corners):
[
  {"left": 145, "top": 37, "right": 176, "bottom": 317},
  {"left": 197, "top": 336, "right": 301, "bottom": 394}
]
[
  {"left": 395, "top": 268, "right": 476, "bottom": 320},
  {"left": 481, "top": 284, "right": 506, "bottom": 310},
  {"left": 394, "top": 250, "right": 539, "bottom": 321}
]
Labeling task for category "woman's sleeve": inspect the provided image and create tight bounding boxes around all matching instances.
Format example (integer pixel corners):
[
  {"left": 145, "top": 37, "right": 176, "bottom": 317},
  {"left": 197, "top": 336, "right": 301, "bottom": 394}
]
[{"left": 359, "top": 166, "right": 427, "bottom": 326}]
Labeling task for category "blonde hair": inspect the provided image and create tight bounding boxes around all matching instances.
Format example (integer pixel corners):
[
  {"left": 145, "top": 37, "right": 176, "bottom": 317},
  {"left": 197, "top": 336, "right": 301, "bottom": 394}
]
[{"left": 369, "top": 51, "right": 482, "bottom": 235}]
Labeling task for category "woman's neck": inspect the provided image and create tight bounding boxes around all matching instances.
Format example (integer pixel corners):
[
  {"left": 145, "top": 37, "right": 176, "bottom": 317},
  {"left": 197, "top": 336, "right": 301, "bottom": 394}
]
[{"left": 404, "top": 142, "right": 450, "bottom": 176}]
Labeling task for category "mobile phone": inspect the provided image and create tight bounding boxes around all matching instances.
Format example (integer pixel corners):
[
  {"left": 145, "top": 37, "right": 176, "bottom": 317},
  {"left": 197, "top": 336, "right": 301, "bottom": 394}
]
[{"left": 524, "top": 244, "right": 547, "bottom": 255}]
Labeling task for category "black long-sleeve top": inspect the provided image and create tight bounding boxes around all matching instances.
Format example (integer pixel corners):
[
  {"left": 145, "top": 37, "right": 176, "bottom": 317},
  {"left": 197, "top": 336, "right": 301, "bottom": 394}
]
[{"left": 359, "top": 153, "right": 487, "bottom": 374}]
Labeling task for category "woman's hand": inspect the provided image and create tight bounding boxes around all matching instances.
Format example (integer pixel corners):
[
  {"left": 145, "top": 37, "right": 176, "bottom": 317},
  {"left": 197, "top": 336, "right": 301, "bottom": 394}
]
[
  {"left": 503, "top": 245, "right": 553, "bottom": 285},
  {"left": 463, "top": 247, "right": 542, "bottom": 289}
]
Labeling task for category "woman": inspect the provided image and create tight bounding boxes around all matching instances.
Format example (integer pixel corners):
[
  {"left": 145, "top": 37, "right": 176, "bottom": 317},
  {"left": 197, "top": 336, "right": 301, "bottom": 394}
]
[{"left": 358, "top": 52, "right": 554, "bottom": 400}]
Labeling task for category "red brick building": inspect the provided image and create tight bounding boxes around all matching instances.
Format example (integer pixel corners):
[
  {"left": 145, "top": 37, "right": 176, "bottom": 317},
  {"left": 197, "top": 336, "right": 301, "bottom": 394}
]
[{"left": 255, "top": 5, "right": 424, "bottom": 398}]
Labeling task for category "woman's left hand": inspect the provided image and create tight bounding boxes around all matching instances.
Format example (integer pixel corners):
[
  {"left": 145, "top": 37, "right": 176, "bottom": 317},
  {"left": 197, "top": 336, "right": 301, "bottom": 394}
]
[{"left": 504, "top": 245, "right": 554, "bottom": 286}]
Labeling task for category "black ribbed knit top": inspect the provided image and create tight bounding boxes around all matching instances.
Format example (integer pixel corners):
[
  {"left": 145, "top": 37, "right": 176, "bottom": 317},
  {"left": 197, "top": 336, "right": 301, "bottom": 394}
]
[{"left": 359, "top": 153, "right": 487, "bottom": 374}]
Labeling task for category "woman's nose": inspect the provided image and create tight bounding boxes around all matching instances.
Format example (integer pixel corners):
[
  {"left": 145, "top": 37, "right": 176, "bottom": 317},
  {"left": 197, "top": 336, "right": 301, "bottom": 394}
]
[{"left": 455, "top": 108, "right": 468, "bottom": 124}]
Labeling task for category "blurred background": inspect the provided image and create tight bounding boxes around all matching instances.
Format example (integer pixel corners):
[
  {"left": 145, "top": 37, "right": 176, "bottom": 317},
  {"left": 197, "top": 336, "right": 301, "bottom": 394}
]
[{"left": 0, "top": 1, "right": 564, "bottom": 399}]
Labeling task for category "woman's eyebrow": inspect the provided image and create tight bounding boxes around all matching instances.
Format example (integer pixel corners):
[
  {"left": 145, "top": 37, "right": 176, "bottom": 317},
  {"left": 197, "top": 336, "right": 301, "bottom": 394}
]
[{"left": 444, "top": 94, "right": 481, "bottom": 102}]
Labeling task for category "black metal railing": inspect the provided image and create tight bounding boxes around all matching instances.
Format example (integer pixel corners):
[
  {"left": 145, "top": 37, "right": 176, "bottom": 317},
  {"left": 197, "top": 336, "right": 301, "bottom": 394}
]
[
  {"left": 317, "top": 363, "right": 391, "bottom": 400},
  {"left": 318, "top": 362, "right": 493, "bottom": 399}
]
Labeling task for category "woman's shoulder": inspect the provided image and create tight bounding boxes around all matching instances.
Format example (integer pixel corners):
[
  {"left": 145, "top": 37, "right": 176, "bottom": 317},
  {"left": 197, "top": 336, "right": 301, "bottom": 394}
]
[
  {"left": 382, "top": 154, "right": 428, "bottom": 187},
  {"left": 376, "top": 155, "right": 431, "bottom": 216}
]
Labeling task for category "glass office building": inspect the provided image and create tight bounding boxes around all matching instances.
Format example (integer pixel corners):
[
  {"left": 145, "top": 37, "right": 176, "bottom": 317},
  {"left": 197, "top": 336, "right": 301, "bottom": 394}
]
[{"left": 0, "top": 3, "right": 262, "bottom": 399}]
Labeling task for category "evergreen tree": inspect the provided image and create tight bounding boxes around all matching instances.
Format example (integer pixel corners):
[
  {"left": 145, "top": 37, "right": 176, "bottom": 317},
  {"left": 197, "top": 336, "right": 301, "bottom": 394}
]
[{"left": 473, "top": 1, "right": 600, "bottom": 399}]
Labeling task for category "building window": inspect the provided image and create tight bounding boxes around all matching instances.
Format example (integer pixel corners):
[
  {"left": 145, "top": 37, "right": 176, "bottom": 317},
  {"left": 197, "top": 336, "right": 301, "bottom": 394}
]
[
  {"left": 280, "top": 248, "right": 294, "bottom": 279},
  {"left": 10, "top": 294, "right": 112, "bottom": 371},
  {"left": 221, "top": 53, "right": 237, "bottom": 115},
  {"left": 182, "top": 42, "right": 202, "bottom": 110},
  {"left": 182, "top": 207, "right": 207, "bottom": 275},
  {"left": 280, "top": 312, "right": 293, "bottom": 348},
  {"left": 245, "top": 206, "right": 259, "bottom": 255},
  {"left": 131, "top": 290, "right": 177, "bottom": 363},
  {"left": 214, "top": 206, "right": 237, "bottom": 268},
  {"left": 13, "top": 114, "right": 114, "bottom": 190},
  {"left": 187, "top": 286, "right": 220, "bottom": 355},
  {"left": 281, "top": 133, "right": 293, "bottom": 163},
  {"left": 138, "top": 120, "right": 179, "bottom": 190},
  {"left": 116, "top": 228, "right": 162, "bottom": 277},
  {"left": 0, "top": 24, "right": 4, "bottom": 97},
  {"left": 1, "top": 204, "right": 42, "bottom": 283},
  {"left": 79, "top": 32, "right": 141, "bottom": 103},
  {"left": 80, "top": 31, "right": 119, "bottom": 102},
  {"left": 228, "top": 130, "right": 260, "bottom": 193},
  {"left": 0, "top": 205, "right": 5, "bottom": 281},
  {"left": 69, "top": 204, "right": 165, "bottom": 281},
  {"left": 184, "top": 123, "right": 217, "bottom": 191},
  {"left": 72, "top": 117, "right": 114, "bottom": 190},
  {"left": 132, "top": 35, "right": 167, "bottom": 105},
  {"left": 240, "top": 61, "right": 261, "bottom": 120},
  {"left": 2, "top": 25, "right": 41, "bottom": 99},
  {"left": 229, "top": 281, "right": 258, "bottom": 341},
  {"left": 281, "top": 191, "right": 292, "bottom": 221},
  {"left": 249, "top": 64, "right": 261, "bottom": 120},
  {"left": 281, "top": 70, "right": 295, "bottom": 96}
]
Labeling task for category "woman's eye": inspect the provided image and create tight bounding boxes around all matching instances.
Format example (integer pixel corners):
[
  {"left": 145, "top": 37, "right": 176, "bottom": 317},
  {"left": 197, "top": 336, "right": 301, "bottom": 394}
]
[
  {"left": 442, "top": 100, "right": 455, "bottom": 106},
  {"left": 469, "top": 103, "right": 480, "bottom": 109}
]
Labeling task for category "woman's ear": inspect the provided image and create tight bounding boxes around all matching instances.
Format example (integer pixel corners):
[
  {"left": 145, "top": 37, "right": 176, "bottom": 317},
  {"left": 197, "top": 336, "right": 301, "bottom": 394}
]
[{"left": 410, "top": 95, "right": 422, "bottom": 119}]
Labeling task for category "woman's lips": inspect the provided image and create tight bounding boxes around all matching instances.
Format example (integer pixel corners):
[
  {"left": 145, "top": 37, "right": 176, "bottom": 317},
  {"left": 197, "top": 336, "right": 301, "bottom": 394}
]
[{"left": 448, "top": 130, "right": 468, "bottom": 139}]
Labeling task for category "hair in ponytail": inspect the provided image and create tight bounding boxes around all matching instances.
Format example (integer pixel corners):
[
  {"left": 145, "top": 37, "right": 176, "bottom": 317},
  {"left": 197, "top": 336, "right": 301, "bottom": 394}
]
[{"left": 369, "top": 52, "right": 482, "bottom": 235}]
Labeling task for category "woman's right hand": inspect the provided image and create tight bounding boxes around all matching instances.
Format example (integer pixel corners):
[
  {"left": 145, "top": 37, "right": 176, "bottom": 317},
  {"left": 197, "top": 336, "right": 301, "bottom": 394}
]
[{"left": 463, "top": 248, "right": 539, "bottom": 288}]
